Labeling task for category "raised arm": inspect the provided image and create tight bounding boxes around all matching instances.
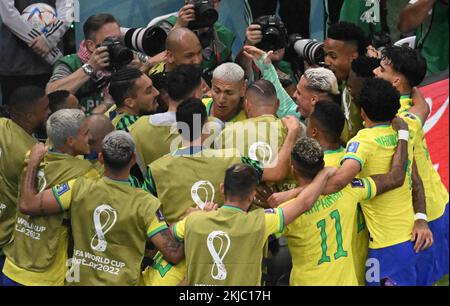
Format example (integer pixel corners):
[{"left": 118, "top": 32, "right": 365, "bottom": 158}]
[
  {"left": 19, "top": 144, "right": 61, "bottom": 216},
  {"left": 262, "top": 116, "right": 302, "bottom": 182},
  {"left": 243, "top": 45, "right": 300, "bottom": 119},
  {"left": 281, "top": 167, "right": 336, "bottom": 225},
  {"left": 398, "top": 0, "right": 436, "bottom": 33},
  {"left": 370, "top": 117, "right": 409, "bottom": 195},
  {"left": 408, "top": 87, "right": 430, "bottom": 126}
]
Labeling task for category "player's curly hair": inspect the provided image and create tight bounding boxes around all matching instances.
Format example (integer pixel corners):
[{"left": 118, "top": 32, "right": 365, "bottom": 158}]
[
  {"left": 351, "top": 56, "right": 380, "bottom": 78},
  {"left": 327, "top": 22, "right": 368, "bottom": 56},
  {"left": 382, "top": 45, "right": 427, "bottom": 87},
  {"left": 291, "top": 137, "right": 325, "bottom": 180},
  {"left": 359, "top": 78, "right": 400, "bottom": 122}
]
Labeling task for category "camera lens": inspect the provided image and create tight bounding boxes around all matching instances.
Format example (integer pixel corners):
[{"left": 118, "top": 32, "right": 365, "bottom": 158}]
[
  {"left": 124, "top": 27, "right": 168, "bottom": 56},
  {"left": 293, "top": 39, "right": 324, "bottom": 66}
]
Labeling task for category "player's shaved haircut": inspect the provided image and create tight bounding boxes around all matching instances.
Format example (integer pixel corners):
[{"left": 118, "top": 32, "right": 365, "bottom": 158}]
[
  {"left": 86, "top": 114, "right": 114, "bottom": 144},
  {"left": 166, "top": 27, "right": 199, "bottom": 51},
  {"left": 246, "top": 79, "right": 277, "bottom": 105},
  {"left": 102, "top": 131, "right": 135, "bottom": 171}
]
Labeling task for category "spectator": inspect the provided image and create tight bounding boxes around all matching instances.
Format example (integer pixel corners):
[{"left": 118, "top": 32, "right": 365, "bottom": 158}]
[
  {"left": 398, "top": 0, "right": 449, "bottom": 74},
  {"left": 0, "top": 1, "right": 71, "bottom": 106},
  {"left": 48, "top": 90, "right": 80, "bottom": 114}
]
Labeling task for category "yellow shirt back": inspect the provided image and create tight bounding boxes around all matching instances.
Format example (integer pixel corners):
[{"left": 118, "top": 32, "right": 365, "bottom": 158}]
[
  {"left": 283, "top": 178, "right": 377, "bottom": 286},
  {"left": 343, "top": 125, "right": 415, "bottom": 249}
]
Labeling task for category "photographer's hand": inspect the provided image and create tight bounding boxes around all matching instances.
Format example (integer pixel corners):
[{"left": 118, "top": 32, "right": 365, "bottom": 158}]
[
  {"left": 245, "top": 24, "right": 262, "bottom": 46},
  {"left": 175, "top": 4, "right": 196, "bottom": 28},
  {"left": 30, "top": 35, "right": 50, "bottom": 57},
  {"left": 87, "top": 46, "right": 110, "bottom": 73}
]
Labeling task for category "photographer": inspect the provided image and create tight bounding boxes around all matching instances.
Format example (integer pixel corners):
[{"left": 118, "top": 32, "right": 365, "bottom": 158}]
[
  {"left": 237, "top": 16, "right": 298, "bottom": 96},
  {"left": 0, "top": 0, "right": 71, "bottom": 106},
  {"left": 398, "top": 0, "right": 449, "bottom": 74},
  {"left": 155, "top": 0, "right": 235, "bottom": 82},
  {"left": 46, "top": 14, "right": 121, "bottom": 114}
]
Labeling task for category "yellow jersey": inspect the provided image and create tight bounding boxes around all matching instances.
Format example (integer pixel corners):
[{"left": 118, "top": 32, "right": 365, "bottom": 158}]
[
  {"left": 325, "top": 147, "right": 369, "bottom": 286},
  {"left": 203, "top": 98, "right": 247, "bottom": 124},
  {"left": 343, "top": 124, "right": 415, "bottom": 249},
  {"left": 398, "top": 97, "right": 449, "bottom": 221},
  {"left": 283, "top": 177, "right": 377, "bottom": 286}
]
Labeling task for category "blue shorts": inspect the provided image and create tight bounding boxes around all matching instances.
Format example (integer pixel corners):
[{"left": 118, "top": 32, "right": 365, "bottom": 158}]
[
  {"left": 421, "top": 203, "right": 449, "bottom": 284},
  {"left": 1, "top": 273, "right": 23, "bottom": 287},
  {"left": 0, "top": 255, "right": 5, "bottom": 286},
  {"left": 366, "top": 240, "right": 418, "bottom": 286}
]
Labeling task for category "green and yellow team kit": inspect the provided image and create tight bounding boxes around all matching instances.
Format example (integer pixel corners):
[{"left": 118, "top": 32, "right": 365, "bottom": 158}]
[
  {"left": 0, "top": 119, "right": 37, "bottom": 250},
  {"left": 3, "top": 152, "right": 99, "bottom": 286}
]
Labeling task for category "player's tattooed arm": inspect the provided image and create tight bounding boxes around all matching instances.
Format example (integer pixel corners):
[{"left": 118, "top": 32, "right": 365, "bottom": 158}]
[
  {"left": 371, "top": 117, "right": 409, "bottom": 195},
  {"left": 19, "top": 143, "right": 61, "bottom": 216},
  {"left": 411, "top": 159, "right": 433, "bottom": 252},
  {"left": 150, "top": 229, "right": 184, "bottom": 264}
]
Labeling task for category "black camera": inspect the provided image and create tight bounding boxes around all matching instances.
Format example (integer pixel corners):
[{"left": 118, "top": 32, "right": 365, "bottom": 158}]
[
  {"left": 100, "top": 37, "right": 134, "bottom": 71},
  {"left": 289, "top": 34, "right": 325, "bottom": 67},
  {"left": 187, "top": 0, "right": 219, "bottom": 30},
  {"left": 124, "top": 26, "right": 169, "bottom": 57},
  {"left": 255, "top": 15, "right": 288, "bottom": 52}
]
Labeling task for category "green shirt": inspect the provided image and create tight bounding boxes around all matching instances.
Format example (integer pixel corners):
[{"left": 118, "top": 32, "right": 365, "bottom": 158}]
[
  {"left": 339, "top": 0, "right": 382, "bottom": 38},
  {"left": 415, "top": 1, "right": 449, "bottom": 74}
]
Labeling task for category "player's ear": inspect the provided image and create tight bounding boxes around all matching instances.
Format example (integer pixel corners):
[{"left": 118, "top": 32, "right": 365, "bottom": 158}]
[
  {"left": 166, "top": 50, "right": 175, "bottom": 65},
  {"left": 130, "top": 152, "right": 137, "bottom": 166},
  {"left": 220, "top": 183, "right": 225, "bottom": 195},
  {"left": 123, "top": 97, "right": 135, "bottom": 109},
  {"left": 98, "top": 152, "right": 105, "bottom": 165}
]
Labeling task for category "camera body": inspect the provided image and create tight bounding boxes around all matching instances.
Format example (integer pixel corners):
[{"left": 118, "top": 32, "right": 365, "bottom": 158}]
[
  {"left": 187, "top": 0, "right": 219, "bottom": 30},
  {"left": 255, "top": 15, "right": 288, "bottom": 52},
  {"left": 289, "top": 34, "right": 325, "bottom": 67},
  {"left": 100, "top": 37, "right": 134, "bottom": 72}
]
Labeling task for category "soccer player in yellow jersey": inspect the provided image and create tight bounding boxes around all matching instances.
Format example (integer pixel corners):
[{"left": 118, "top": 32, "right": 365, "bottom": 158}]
[
  {"left": 106, "top": 68, "right": 160, "bottom": 133},
  {"left": 2, "top": 109, "right": 98, "bottom": 286},
  {"left": 171, "top": 140, "right": 337, "bottom": 286},
  {"left": 282, "top": 122, "right": 410, "bottom": 285},
  {"left": 322, "top": 78, "right": 433, "bottom": 286},
  {"left": 374, "top": 45, "right": 449, "bottom": 285},
  {"left": 305, "top": 101, "right": 368, "bottom": 285},
  {"left": 0, "top": 86, "right": 50, "bottom": 285},
  {"left": 130, "top": 64, "right": 204, "bottom": 175},
  {"left": 17, "top": 132, "right": 184, "bottom": 286},
  {"left": 204, "top": 63, "right": 247, "bottom": 124}
]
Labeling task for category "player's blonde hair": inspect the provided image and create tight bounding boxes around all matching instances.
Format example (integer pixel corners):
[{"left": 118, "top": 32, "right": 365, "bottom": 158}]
[
  {"left": 47, "top": 109, "right": 85, "bottom": 149},
  {"left": 213, "top": 62, "right": 245, "bottom": 83},
  {"left": 303, "top": 67, "right": 339, "bottom": 96}
]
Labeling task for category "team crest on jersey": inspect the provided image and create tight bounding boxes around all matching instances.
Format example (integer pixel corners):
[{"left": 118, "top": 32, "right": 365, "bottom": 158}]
[
  {"left": 347, "top": 142, "right": 360, "bottom": 153},
  {"left": 351, "top": 179, "right": 365, "bottom": 188},
  {"left": 56, "top": 183, "right": 70, "bottom": 196},
  {"left": 265, "top": 208, "right": 276, "bottom": 214},
  {"left": 155, "top": 209, "right": 165, "bottom": 222}
]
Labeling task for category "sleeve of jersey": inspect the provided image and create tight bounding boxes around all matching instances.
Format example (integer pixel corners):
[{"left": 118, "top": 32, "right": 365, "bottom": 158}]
[
  {"left": 241, "top": 156, "right": 264, "bottom": 182},
  {"left": 342, "top": 135, "right": 370, "bottom": 170},
  {"left": 350, "top": 177, "right": 378, "bottom": 201},
  {"left": 51, "top": 179, "right": 76, "bottom": 212},
  {"left": 264, "top": 208, "right": 285, "bottom": 237},
  {"left": 172, "top": 219, "right": 186, "bottom": 243},
  {"left": 147, "top": 208, "right": 169, "bottom": 239},
  {"left": 142, "top": 167, "right": 158, "bottom": 197}
]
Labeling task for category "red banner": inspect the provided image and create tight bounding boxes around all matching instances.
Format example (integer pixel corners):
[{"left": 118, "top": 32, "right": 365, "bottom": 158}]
[{"left": 420, "top": 79, "right": 449, "bottom": 190}]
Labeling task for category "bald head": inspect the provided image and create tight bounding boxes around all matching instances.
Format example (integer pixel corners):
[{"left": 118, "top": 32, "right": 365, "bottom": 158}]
[
  {"left": 166, "top": 28, "right": 203, "bottom": 68},
  {"left": 86, "top": 114, "right": 115, "bottom": 153}
]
